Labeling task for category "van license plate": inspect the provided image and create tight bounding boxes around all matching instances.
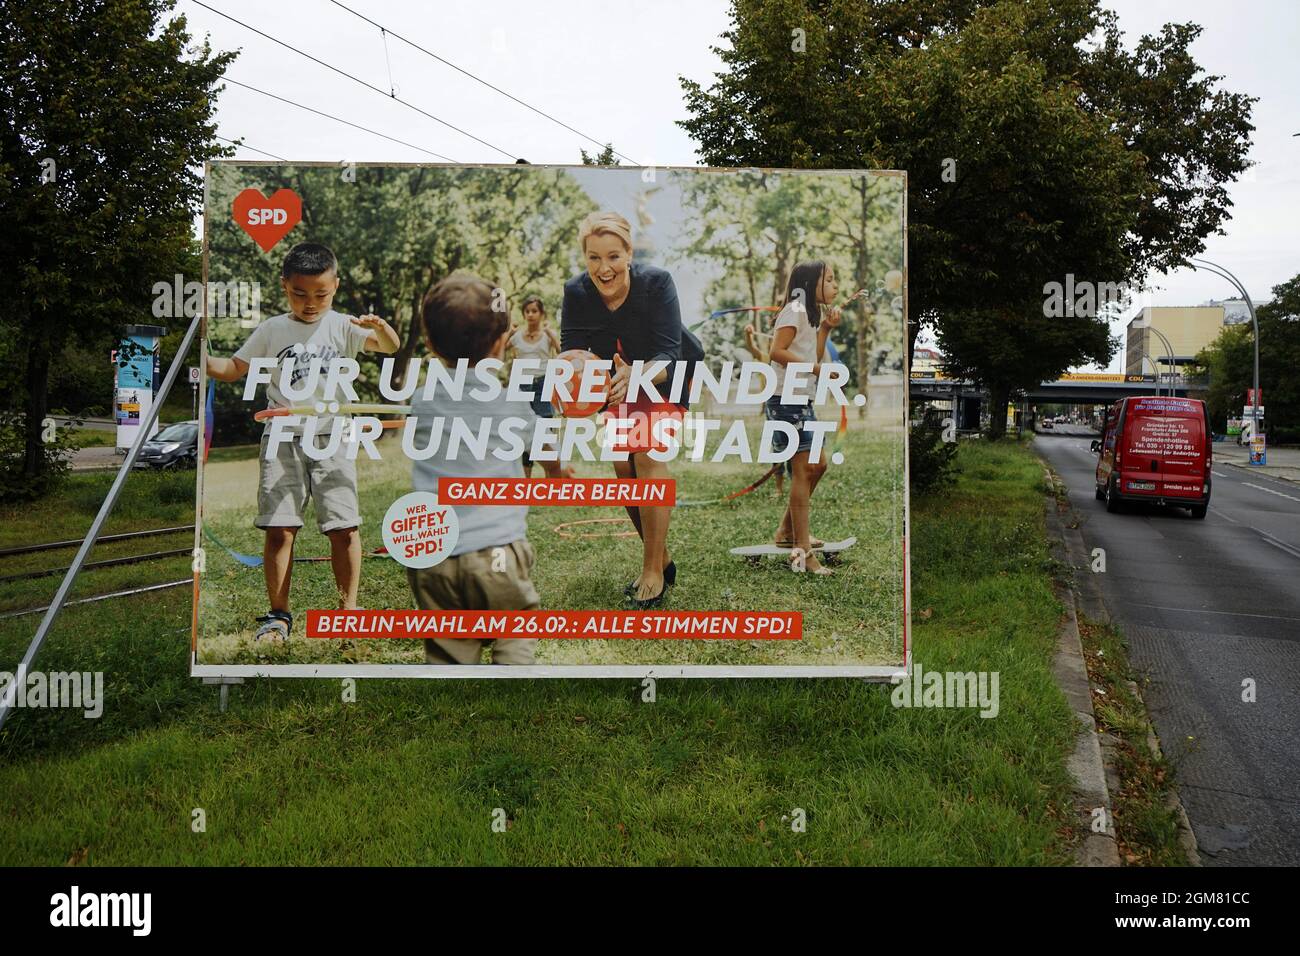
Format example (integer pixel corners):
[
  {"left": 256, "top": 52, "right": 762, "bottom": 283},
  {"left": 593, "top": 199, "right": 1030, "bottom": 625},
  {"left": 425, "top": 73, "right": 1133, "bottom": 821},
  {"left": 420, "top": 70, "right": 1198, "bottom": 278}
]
[{"left": 1128, "top": 481, "right": 1156, "bottom": 491}]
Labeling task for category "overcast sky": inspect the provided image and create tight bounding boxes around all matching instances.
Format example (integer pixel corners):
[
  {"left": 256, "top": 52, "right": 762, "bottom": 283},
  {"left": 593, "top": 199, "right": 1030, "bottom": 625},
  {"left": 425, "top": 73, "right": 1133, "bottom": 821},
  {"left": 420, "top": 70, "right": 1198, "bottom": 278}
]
[{"left": 183, "top": 0, "right": 1298, "bottom": 370}]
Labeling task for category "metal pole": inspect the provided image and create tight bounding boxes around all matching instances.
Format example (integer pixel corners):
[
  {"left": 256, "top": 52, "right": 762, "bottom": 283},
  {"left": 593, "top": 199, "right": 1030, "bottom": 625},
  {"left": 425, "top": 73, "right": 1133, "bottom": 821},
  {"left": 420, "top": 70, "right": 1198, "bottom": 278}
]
[
  {"left": 1147, "top": 326, "right": 1177, "bottom": 395},
  {"left": 0, "top": 311, "right": 203, "bottom": 731},
  {"left": 1140, "top": 352, "right": 1161, "bottom": 396},
  {"left": 1190, "top": 258, "right": 1260, "bottom": 436}
]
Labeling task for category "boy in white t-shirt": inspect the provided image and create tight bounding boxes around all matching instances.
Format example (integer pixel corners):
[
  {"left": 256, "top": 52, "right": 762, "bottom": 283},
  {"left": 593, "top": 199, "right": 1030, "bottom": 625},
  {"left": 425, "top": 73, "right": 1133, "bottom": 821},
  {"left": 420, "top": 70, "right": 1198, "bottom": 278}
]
[
  {"left": 205, "top": 242, "right": 401, "bottom": 641},
  {"left": 766, "top": 260, "right": 842, "bottom": 575}
]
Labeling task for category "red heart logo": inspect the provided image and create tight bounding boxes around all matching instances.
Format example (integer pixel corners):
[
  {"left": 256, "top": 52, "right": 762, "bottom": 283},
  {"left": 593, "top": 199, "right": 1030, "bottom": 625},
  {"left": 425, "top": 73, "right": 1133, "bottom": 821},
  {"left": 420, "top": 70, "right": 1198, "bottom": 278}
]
[{"left": 232, "top": 188, "right": 302, "bottom": 252}]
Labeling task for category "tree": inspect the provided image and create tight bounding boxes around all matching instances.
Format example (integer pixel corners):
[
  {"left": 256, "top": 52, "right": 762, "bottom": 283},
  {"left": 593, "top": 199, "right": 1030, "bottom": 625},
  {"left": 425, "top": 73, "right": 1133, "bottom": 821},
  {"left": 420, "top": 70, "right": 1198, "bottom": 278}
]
[
  {"left": 677, "top": 169, "right": 903, "bottom": 385},
  {"left": 1190, "top": 323, "right": 1252, "bottom": 432},
  {"left": 0, "top": 0, "right": 234, "bottom": 493},
  {"left": 1191, "top": 275, "right": 1300, "bottom": 440},
  {"left": 678, "top": 0, "right": 1254, "bottom": 437},
  {"left": 204, "top": 164, "right": 596, "bottom": 444},
  {"left": 580, "top": 144, "right": 620, "bottom": 166},
  {"left": 938, "top": 307, "right": 1112, "bottom": 432}
]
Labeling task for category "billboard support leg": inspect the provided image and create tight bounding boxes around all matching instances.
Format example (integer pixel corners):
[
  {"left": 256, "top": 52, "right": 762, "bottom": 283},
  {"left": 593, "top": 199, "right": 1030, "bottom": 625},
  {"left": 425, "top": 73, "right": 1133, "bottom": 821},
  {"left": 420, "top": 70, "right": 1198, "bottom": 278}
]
[
  {"left": 203, "top": 677, "right": 243, "bottom": 713},
  {"left": 0, "top": 311, "right": 203, "bottom": 732}
]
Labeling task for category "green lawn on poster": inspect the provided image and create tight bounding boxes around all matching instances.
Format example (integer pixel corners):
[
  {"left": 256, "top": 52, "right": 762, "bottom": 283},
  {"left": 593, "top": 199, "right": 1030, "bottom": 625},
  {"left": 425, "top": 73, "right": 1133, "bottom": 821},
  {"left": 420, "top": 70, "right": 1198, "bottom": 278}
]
[{"left": 196, "top": 412, "right": 905, "bottom": 667}]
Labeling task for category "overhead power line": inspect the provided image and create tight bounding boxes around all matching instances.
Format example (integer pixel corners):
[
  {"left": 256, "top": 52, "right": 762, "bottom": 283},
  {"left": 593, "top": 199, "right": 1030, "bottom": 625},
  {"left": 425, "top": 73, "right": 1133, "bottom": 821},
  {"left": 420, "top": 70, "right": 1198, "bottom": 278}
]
[
  {"left": 327, "top": 0, "right": 638, "bottom": 165},
  {"left": 215, "top": 135, "right": 286, "bottom": 160},
  {"left": 222, "top": 77, "right": 456, "bottom": 162},
  {"left": 187, "top": 0, "right": 514, "bottom": 160}
]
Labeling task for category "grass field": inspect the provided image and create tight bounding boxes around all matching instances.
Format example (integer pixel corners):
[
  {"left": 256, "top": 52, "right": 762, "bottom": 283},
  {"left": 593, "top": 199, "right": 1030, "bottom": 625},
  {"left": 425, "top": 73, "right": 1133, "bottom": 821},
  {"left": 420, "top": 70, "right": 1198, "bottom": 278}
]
[
  {"left": 66, "top": 427, "right": 116, "bottom": 449},
  {"left": 0, "top": 438, "right": 1080, "bottom": 865},
  {"left": 0, "top": 470, "right": 195, "bottom": 617},
  {"left": 198, "top": 408, "right": 906, "bottom": 667}
]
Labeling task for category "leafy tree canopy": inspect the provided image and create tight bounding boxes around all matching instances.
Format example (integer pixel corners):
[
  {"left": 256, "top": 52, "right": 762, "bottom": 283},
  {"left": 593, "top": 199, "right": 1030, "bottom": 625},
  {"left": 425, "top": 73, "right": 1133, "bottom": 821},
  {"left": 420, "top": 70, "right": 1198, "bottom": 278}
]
[
  {"left": 1, "top": 0, "right": 235, "bottom": 488},
  {"left": 1191, "top": 275, "right": 1300, "bottom": 439},
  {"left": 679, "top": 0, "right": 1254, "bottom": 435}
]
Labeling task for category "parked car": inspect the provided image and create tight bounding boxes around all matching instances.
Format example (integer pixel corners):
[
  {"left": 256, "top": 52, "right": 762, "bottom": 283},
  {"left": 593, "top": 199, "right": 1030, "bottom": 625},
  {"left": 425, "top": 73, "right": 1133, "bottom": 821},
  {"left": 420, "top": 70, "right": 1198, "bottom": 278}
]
[
  {"left": 1094, "top": 397, "right": 1211, "bottom": 519},
  {"left": 133, "top": 420, "right": 199, "bottom": 470},
  {"left": 1041, "top": 418, "right": 1054, "bottom": 430}
]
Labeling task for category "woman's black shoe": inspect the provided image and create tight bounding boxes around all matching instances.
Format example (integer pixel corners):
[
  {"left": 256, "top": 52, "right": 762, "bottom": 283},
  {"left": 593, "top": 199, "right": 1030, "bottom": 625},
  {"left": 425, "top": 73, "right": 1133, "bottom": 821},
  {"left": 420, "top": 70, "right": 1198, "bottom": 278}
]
[
  {"left": 627, "top": 582, "right": 667, "bottom": 610},
  {"left": 624, "top": 561, "right": 676, "bottom": 596}
]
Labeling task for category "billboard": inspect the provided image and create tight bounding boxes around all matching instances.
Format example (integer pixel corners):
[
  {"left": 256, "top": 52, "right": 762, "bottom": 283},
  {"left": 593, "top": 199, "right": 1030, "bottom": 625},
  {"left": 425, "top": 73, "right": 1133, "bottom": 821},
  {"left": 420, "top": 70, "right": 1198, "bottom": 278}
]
[{"left": 195, "top": 162, "right": 908, "bottom": 679}]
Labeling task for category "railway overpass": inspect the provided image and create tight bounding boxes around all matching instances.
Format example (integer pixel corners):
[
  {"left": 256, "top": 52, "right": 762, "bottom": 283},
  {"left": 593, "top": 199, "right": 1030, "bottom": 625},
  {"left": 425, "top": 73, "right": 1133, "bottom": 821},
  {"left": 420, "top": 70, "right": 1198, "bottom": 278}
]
[
  {"left": 910, "top": 371, "right": 1203, "bottom": 432},
  {"left": 910, "top": 371, "right": 1198, "bottom": 405}
]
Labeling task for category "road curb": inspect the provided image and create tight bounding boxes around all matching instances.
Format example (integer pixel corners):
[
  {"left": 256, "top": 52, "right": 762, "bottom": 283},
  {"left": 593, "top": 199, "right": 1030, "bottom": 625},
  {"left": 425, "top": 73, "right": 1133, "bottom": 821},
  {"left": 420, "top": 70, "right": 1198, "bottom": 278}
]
[
  {"left": 1043, "top": 473, "right": 1202, "bottom": 867},
  {"left": 1042, "top": 488, "right": 1119, "bottom": 866},
  {"left": 1126, "top": 679, "right": 1202, "bottom": 867}
]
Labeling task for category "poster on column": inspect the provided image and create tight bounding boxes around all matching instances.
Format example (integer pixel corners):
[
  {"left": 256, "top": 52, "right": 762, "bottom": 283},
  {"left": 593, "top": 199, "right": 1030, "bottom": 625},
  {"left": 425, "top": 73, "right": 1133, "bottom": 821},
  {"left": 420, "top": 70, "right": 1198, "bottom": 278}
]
[
  {"left": 114, "top": 327, "right": 164, "bottom": 450},
  {"left": 195, "top": 162, "right": 909, "bottom": 678}
]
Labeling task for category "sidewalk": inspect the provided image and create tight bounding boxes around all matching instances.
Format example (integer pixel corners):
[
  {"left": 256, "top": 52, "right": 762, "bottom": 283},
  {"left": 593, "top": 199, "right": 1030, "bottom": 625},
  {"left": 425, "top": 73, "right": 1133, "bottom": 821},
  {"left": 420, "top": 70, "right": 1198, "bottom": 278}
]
[
  {"left": 1214, "top": 442, "right": 1300, "bottom": 483},
  {"left": 70, "top": 445, "right": 124, "bottom": 472}
]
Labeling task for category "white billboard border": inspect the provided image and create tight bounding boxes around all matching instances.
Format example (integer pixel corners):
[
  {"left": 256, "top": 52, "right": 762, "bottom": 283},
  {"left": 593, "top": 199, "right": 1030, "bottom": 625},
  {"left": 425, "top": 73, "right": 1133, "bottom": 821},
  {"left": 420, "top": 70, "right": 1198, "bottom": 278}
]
[{"left": 192, "top": 161, "right": 912, "bottom": 684}]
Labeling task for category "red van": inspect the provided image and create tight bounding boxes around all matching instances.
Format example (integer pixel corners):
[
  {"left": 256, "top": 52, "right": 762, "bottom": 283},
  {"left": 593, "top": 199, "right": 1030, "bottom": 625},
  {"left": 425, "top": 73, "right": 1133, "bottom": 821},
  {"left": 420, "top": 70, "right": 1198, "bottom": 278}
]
[{"left": 1095, "top": 396, "right": 1212, "bottom": 519}]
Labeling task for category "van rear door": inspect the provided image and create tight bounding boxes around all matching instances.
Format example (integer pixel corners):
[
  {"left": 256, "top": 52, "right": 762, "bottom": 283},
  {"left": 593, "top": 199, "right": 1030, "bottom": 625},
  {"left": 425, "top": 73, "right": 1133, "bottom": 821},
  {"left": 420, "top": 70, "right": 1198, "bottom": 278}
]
[
  {"left": 1096, "top": 401, "right": 1122, "bottom": 488},
  {"left": 1122, "top": 398, "right": 1206, "bottom": 500}
]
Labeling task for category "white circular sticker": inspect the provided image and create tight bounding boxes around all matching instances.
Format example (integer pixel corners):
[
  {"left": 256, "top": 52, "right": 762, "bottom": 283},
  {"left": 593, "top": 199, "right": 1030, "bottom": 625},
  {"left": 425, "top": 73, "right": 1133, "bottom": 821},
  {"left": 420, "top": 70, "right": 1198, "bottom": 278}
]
[{"left": 382, "top": 492, "right": 459, "bottom": 569}]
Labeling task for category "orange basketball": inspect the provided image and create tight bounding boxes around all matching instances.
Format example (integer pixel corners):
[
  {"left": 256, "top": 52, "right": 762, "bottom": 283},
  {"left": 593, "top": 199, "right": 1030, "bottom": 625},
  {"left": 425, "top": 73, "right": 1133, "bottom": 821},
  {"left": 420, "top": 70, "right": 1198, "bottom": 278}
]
[{"left": 555, "top": 349, "right": 610, "bottom": 417}]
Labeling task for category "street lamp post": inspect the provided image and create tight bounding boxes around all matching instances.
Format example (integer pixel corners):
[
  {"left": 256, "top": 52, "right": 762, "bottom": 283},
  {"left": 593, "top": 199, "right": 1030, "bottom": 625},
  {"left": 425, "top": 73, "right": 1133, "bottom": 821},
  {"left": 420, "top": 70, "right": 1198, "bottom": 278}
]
[
  {"left": 1146, "top": 325, "right": 1178, "bottom": 396},
  {"left": 1187, "top": 258, "right": 1261, "bottom": 439},
  {"left": 1139, "top": 352, "right": 1162, "bottom": 396}
]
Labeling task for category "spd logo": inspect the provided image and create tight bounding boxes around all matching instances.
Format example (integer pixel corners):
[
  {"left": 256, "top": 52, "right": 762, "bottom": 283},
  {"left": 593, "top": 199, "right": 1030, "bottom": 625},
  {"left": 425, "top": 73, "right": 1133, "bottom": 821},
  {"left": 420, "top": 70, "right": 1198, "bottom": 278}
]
[{"left": 232, "top": 188, "right": 302, "bottom": 252}]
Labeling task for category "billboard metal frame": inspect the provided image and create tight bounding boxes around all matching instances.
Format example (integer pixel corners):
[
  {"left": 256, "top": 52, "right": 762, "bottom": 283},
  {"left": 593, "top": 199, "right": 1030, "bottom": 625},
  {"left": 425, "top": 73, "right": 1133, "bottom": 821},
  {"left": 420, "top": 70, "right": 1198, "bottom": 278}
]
[{"left": 192, "top": 161, "right": 912, "bottom": 685}]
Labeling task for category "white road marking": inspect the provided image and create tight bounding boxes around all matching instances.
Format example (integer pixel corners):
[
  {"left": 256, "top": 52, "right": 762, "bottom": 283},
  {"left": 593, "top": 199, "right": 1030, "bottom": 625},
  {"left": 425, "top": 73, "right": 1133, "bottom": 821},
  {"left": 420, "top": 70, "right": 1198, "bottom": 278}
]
[
  {"left": 1210, "top": 507, "right": 1239, "bottom": 524},
  {"left": 1212, "top": 471, "right": 1227, "bottom": 478},
  {"left": 1130, "top": 602, "right": 1300, "bottom": 623},
  {"left": 1243, "top": 481, "right": 1300, "bottom": 503},
  {"left": 1249, "top": 526, "right": 1300, "bottom": 561}
]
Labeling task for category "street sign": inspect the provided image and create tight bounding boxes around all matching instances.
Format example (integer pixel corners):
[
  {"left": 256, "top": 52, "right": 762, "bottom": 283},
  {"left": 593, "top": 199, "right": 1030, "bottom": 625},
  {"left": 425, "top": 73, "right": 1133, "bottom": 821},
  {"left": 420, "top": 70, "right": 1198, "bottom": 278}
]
[{"left": 188, "top": 366, "right": 201, "bottom": 385}]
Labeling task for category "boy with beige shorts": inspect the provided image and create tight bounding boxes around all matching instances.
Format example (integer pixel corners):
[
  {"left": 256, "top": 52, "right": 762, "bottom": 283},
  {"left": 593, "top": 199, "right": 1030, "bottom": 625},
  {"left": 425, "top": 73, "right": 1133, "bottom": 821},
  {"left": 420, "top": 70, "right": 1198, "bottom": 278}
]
[
  {"left": 407, "top": 274, "right": 544, "bottom": 665},
  {"left": 206, "top": 242, "right": 400, "bottom": 641}
]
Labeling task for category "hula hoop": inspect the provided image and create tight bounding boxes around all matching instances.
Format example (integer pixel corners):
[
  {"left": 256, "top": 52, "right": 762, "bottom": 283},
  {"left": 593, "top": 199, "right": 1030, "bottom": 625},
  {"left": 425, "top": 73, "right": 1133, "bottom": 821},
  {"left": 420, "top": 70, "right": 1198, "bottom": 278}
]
[
  {"left": 676, "top": 404, "right": 850, "bottom": 508},
  {"left": 204, "top": 528, "right": 391, "bottom": 568},
  {"left": 253, "top": 403, "right": 412, "bottom": 422},
  {"left": 688, "top": 305, "right": 779, "bottom": 334},
  {"left": 675, "top": 463, "right": 784, "bottom": 508},
  {"left": 552, "top": 518, "right": 639, "bottom": 540}
]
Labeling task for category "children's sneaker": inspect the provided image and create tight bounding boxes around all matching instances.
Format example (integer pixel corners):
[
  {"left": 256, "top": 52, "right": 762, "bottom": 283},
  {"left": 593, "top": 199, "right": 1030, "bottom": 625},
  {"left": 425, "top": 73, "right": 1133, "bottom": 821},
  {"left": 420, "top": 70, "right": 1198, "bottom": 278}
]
[{"left": 254, "top": 610, "right": 292, "bottom": 643}]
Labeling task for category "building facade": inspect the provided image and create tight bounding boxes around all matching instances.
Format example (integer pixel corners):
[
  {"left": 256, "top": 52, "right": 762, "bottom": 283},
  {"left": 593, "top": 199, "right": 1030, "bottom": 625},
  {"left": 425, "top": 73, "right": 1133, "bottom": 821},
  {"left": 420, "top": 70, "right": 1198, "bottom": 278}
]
[{"left": 1124, "top": 305, "right": 1227, "bottom": 376}]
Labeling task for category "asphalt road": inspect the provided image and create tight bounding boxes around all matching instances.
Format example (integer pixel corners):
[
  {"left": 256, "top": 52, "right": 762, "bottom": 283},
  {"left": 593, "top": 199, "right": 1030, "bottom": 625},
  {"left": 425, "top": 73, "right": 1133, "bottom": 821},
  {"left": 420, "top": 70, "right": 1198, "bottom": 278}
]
[{"left": 1036, "top": 425, "right": 1300, "bottom": 866}]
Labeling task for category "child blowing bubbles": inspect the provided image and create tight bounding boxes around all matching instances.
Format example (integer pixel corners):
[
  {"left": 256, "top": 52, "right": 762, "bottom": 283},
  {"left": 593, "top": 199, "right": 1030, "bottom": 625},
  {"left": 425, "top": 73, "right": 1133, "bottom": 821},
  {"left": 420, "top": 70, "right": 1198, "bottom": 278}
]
[
  {"left": 767, "top": 261, "right": 842, "bottom": 575},
  {"left": 205, "top": 242, "right": 400, "bottom": 642}
]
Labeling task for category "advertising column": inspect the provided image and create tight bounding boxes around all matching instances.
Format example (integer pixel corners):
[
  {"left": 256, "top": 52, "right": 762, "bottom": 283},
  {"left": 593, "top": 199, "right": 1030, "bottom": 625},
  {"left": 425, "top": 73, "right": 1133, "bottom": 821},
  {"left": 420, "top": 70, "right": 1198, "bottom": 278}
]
[{"left": 114, "top": 324, "right": 167, "bottom": 452}]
